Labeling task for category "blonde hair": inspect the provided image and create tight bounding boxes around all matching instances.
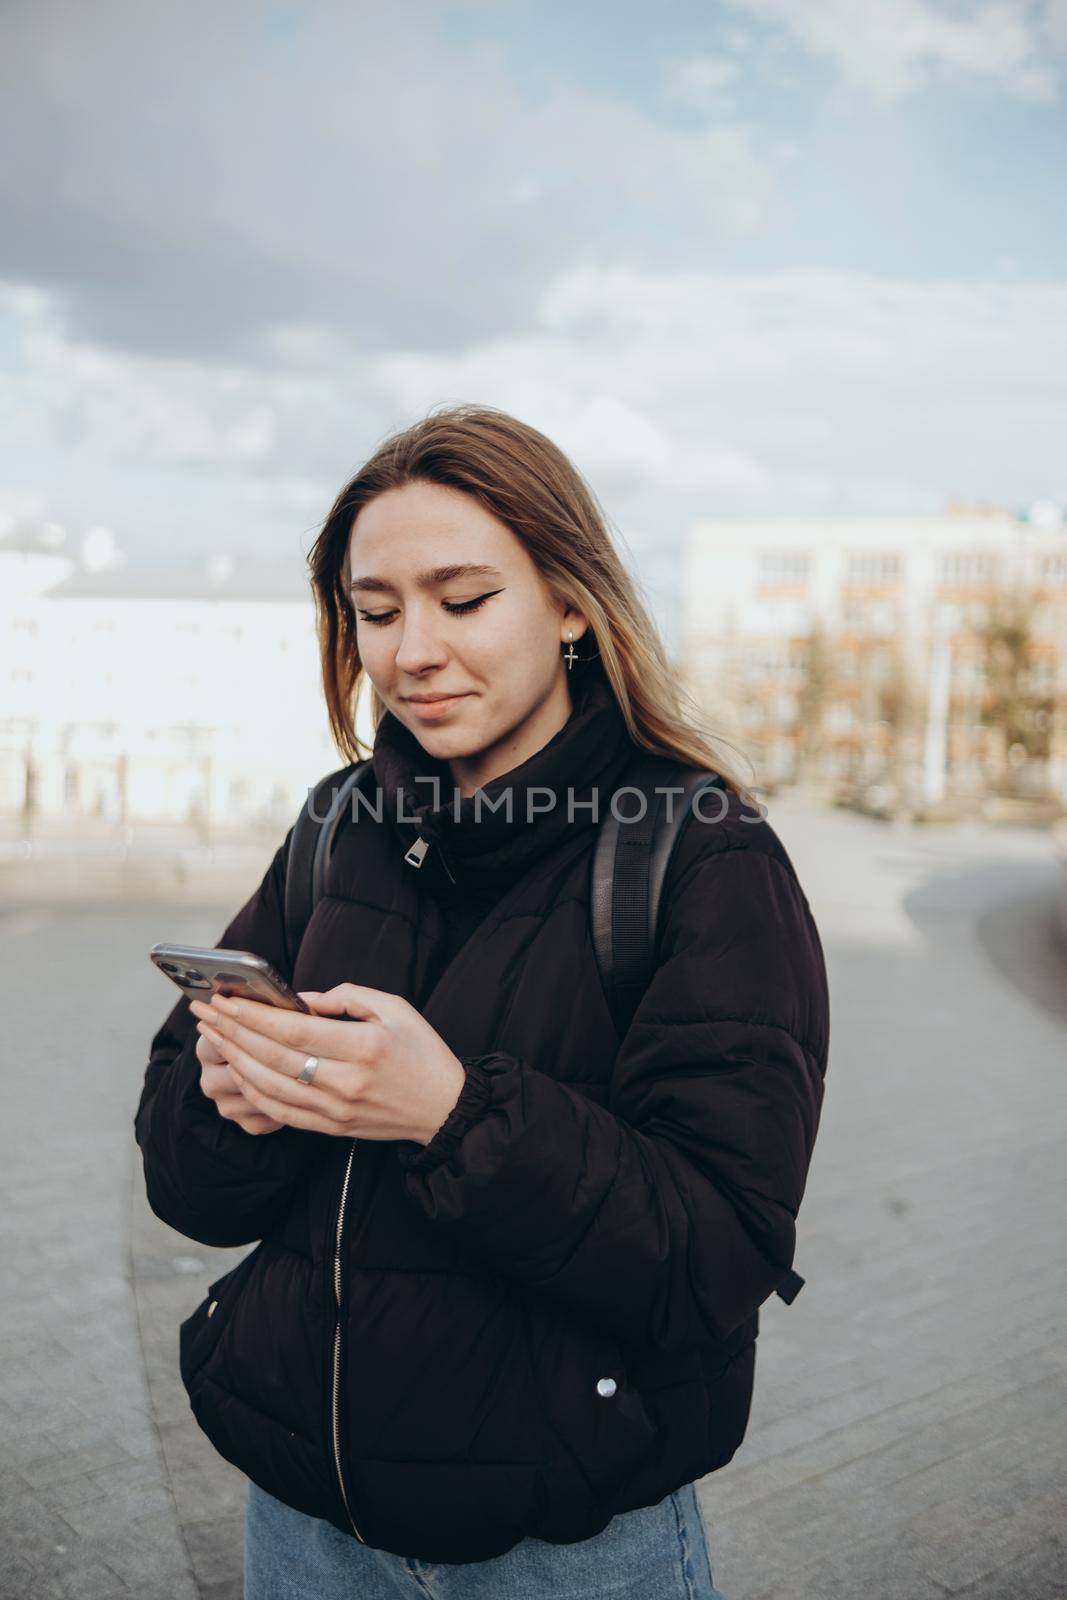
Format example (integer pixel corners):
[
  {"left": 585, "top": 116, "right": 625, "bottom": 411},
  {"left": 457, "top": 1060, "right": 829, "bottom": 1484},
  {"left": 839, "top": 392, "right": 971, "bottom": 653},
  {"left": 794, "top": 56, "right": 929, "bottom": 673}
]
[{"left": 307, "top": 403, "right": 753, "bottom": 796}]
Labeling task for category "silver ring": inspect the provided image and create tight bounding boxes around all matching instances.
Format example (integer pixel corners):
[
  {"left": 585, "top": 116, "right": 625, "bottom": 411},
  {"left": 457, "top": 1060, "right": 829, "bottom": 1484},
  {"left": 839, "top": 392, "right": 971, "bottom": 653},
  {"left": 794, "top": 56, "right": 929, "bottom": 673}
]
[{"left": 297, "top": 1056, "right": 319, "bottom": 1086}]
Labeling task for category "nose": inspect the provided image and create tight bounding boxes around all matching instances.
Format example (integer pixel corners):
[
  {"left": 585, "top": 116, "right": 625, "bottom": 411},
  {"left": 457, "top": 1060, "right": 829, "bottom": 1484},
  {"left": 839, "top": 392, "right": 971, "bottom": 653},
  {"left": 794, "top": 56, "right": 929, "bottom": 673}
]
[{"left": 392, "top": 603, "right": 449, "bottom": 677}]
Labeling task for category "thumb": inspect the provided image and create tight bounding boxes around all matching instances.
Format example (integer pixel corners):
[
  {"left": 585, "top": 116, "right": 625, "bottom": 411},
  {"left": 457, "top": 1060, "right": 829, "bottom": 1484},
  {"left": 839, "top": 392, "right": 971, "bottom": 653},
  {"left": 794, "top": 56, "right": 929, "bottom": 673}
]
[
  {"left": 298, "top": 983, "right": 384, "bottom": 1021},
  {"left": 297, "top": 990, "right": 333, "bottom": 1015}
]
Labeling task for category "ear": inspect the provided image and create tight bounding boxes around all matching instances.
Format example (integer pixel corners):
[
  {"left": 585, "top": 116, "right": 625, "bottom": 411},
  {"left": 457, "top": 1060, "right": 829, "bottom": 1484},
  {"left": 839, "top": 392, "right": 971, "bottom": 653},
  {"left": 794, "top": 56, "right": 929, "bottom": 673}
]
[{"left": 560, "top": 605, "right": 590, "bottom": 642}]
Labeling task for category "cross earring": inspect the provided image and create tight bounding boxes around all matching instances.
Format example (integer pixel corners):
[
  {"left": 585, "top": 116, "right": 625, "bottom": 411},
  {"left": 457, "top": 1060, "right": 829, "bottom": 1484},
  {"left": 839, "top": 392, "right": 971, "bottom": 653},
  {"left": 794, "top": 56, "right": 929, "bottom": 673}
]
[{"left": 563, "top": 631, "right": 577, "bottom": 670}]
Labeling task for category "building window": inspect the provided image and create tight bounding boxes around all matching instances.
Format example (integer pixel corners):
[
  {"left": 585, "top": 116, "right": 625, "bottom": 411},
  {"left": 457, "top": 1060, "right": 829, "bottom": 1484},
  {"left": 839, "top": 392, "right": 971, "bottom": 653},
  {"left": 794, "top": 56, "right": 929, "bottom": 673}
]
[
  {"left": 758, "top": 550, "right": 810, "bottom": 585},
  {"left": 845, "top": 552, "right": 902, "bottom": 583},
  {"left": 939, "top": 551, "right": 997, "bottom": 584}
]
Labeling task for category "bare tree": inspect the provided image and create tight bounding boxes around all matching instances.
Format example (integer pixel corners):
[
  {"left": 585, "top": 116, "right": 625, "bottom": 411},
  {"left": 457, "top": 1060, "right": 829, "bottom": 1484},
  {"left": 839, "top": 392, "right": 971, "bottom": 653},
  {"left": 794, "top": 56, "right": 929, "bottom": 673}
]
[
  {"left": 977, "top": 593, "right": 1055, "bottom": 797},
  {"left": 795, "top": 624, "right": 832, "bottom": 783}
]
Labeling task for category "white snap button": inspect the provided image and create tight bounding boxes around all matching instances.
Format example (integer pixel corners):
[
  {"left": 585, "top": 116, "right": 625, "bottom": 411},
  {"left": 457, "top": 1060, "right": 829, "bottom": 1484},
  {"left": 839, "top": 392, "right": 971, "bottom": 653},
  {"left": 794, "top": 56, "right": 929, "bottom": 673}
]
[
  {"left": 596, "top": 1376, "right": 617, "bottom": 1398},
  {"left": 207, "top": 1300, "right": 218, "bottom": 1318}
]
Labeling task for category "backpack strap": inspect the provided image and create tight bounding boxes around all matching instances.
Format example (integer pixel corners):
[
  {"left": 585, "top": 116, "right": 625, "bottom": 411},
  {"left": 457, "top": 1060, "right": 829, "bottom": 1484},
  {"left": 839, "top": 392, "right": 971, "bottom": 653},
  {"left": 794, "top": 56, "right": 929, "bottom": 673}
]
[
  {"left": 282, "top": 760, "right": 371, "bottom": 975},
  {"left": 589, "top": 750, "right": 806, "bottom": 1308},
  {"left": 590, "top": 753, "right": 726, "bottom": 1038}
]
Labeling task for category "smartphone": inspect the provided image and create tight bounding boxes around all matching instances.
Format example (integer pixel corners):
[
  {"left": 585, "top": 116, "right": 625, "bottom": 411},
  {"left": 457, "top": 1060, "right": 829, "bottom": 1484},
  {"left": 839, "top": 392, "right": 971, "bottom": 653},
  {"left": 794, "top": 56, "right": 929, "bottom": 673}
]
[{"left": 149, "top": 943, "right": 311, "bottom": 1012}]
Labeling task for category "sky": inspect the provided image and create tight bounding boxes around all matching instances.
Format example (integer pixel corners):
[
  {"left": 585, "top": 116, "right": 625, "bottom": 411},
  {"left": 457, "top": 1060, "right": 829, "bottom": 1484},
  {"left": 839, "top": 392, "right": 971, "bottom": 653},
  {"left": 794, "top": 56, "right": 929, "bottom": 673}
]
[{"left": 2, "top": 0, "right": 1066, "bottom": 637}]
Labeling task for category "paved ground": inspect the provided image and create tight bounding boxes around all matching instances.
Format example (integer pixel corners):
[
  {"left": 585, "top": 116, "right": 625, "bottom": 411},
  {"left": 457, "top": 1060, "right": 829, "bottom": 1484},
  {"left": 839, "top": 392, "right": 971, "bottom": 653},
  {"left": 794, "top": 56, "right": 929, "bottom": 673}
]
[
  {"left": 701, "top": 802, "right": 1067, "bottom": 1600},
  {"left": 0, "top": 892, "right": 249, "bottom": 1600},
  {"left": 0, "top": 802, "right": 1064, "bottom": 1600}
]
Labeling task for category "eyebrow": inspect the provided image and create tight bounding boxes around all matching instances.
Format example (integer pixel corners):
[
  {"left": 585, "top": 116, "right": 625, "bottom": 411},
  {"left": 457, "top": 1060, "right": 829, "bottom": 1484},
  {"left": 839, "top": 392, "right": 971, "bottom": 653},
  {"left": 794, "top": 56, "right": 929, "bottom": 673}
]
[{"left": 348, "top": 562, "right": 504, "bottom": 594}]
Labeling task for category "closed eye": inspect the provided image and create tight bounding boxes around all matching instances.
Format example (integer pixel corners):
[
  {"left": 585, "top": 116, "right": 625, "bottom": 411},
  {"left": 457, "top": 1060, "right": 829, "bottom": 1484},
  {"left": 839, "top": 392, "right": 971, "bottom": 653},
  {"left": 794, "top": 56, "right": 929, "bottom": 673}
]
[{"left": 356, "top": 588, "right": 504, "bottom": 626}]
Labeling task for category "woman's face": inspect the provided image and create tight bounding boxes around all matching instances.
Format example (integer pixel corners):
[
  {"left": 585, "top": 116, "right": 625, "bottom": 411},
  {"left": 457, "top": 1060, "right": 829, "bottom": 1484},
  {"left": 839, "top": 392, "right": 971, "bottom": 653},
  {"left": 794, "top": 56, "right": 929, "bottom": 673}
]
[{"left": 346, "top": 480, "right": 587, "bottom": 786}]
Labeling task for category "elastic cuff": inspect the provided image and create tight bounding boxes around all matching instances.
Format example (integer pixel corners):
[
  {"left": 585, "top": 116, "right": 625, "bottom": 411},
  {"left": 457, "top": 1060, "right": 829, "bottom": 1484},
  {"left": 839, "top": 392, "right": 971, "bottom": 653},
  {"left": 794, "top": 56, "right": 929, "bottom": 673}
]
[{"left": 396, "top": 1053, "right": 505, "bottom": 1173}]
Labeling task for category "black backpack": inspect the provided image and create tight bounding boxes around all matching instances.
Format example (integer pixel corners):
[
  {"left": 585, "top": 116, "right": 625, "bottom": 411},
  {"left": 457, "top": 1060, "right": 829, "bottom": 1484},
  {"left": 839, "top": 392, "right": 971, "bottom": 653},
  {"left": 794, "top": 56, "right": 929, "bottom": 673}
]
[{"left": 282, "top": 752, "right": 805, "bottom": 1307}]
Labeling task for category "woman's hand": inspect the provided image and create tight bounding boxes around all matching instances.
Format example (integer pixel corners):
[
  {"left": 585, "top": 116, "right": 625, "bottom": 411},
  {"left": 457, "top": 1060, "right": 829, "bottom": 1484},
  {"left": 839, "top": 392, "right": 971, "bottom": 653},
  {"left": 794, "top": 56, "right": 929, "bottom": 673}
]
[
  {"left": 194, "top": 1024, "right": 285, "bottom": 1136},
  {"left": 188, "top": 985, "right": 467, "bottom": 1146}
]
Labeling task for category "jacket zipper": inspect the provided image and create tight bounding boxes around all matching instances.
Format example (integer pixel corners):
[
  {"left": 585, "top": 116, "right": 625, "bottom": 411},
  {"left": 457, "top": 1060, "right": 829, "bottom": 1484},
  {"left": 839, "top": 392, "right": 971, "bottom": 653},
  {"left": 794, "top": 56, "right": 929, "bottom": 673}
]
[
  {"left": 331, "top": 1138, "right": 366, "bottom": 1543},
  {"left": 331, "top": 830, "right": 452, "bottom": 1540},
  {"left": 404, "top": 833, "right": 457, "bottom": 885}
]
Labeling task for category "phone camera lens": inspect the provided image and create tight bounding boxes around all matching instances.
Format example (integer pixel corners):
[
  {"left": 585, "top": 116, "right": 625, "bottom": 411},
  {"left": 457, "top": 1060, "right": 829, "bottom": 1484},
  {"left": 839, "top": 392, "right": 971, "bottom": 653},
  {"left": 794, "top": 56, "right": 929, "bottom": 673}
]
[{"left": 178, "top": 967, "right": 212, "bottom": 990}]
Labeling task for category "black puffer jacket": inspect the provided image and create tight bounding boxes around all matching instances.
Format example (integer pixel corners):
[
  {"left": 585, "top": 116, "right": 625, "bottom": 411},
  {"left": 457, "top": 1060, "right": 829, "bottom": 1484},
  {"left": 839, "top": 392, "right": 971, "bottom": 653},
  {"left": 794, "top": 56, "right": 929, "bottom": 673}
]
[{"left": 135, "top": 670, "right": 830, "bottom": 1563}]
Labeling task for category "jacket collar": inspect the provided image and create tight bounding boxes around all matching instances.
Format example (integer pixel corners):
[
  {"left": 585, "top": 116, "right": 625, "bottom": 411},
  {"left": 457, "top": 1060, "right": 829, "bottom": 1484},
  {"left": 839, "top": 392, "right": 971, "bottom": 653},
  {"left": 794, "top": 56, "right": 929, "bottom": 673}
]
[{"left": 371, "top": 669, "right": 638, "bottom": 889}]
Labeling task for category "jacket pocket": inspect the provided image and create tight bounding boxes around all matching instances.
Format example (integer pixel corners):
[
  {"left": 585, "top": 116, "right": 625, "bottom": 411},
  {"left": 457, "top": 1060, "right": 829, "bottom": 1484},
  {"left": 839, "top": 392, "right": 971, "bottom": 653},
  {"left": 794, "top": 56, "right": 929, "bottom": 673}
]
[
  {"left": 179, "top": 1247, "right": 259, "bottom": 1391},
  {"left": 523, "top": 1305, "right": 660, "bottom": 1502}
]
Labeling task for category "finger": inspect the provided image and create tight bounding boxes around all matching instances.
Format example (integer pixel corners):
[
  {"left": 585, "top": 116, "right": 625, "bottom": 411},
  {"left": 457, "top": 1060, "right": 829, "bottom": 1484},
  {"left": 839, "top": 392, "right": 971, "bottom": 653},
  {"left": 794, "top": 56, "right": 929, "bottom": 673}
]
[
  {"left": 209, "top": 995, "right": 377, "bottom": 1065},
  {"left": 233, "top": 1069, "right": 341, "bottom": 1135},
  {"left": 207, "top": 1064, "right": 281, "bottom": 1130},
  {"left": 202, "top": 1012, "right": 362, "bottom": 1097},
  {"left": 215, "top": 1093, "right": 256, "bottom": 1119},
  {"left": 190, "top": 997, "right": 228, "bottom": 1029},
  {"left": 296, "top": 983, "right": 386, "bottom": 1022},
  {"left": 218, "top": 1100, "right": 280, "bottom": 1134},
  {"left": 195, "top": 1028, "right": 228, "bottom": 1067},
  {"left": 196, "top": 1016, "right": 230, "bottom": 1047},
  {"left": 199, "top": 1013, "right": 294, "bottom": 1074},
  {"left": 201, "top": 1062, "right": 272, "bottom": 1128},
  {"left": 231, "top": 1110, "right": 281, "bottom": 1134},
  {"left": 222, "top": 1042, "right": 353, "bottom": 1124},
  {"left": 198, "top": 1019, "right": 246, "bottom": 1068},
  {"left": 201, "top": 1063, "right": 237, "bottom": 1095}
]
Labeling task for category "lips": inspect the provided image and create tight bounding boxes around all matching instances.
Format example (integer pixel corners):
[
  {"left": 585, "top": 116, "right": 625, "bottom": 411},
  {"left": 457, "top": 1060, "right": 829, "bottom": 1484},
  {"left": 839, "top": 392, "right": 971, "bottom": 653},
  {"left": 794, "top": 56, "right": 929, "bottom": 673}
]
[{"left": 403, "top": 692, "right": 472, "bottom": 719}]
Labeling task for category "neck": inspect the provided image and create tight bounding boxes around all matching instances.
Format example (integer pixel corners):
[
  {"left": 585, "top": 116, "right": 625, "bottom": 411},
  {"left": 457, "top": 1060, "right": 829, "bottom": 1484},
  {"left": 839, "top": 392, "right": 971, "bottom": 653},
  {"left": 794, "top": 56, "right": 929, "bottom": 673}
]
[{"left": 448, "top": 673, "right": 575, "bottom": 798}]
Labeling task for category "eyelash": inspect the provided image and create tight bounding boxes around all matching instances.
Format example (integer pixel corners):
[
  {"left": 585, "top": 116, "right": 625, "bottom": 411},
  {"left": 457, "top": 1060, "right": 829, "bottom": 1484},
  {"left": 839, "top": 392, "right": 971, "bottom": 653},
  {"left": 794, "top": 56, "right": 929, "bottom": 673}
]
[{"left": 355, "top": 590, "right": 503, "bottom": 627}]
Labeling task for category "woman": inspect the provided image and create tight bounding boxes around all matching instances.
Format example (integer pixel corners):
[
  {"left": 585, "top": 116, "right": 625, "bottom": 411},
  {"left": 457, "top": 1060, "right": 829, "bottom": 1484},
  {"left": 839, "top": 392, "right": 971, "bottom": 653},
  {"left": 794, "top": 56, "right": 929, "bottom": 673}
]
[{"left": 135, "top": 404, "right": 830, "bottom": 1600}]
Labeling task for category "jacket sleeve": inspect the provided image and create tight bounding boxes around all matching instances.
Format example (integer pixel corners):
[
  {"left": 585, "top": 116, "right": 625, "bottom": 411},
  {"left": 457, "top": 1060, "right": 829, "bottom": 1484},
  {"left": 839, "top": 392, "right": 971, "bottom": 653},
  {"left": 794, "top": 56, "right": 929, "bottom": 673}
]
[
  {"left": 397, "top": 829, "right": 830, "bottom": 1353},
  {"left": 134, "top": 824, "right": 318, "bottom": 1248}
]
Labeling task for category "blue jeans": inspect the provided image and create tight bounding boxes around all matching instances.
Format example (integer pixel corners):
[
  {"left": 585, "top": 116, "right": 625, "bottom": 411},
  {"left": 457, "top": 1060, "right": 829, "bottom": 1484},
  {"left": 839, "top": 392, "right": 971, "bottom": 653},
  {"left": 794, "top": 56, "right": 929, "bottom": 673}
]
[{"left": 244, "top": 1479, "right": 728, "bottom": 1599}]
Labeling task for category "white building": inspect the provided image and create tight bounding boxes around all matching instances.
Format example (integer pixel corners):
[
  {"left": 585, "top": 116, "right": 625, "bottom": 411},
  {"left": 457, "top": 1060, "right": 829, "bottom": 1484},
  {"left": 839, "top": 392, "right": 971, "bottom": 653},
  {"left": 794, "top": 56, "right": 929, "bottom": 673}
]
[
  {"left": 680, "top": 505, "right": 1067, "bottom": 806},
  {"left": 1, "top": 524, "right": 373, "bottom": 835}
]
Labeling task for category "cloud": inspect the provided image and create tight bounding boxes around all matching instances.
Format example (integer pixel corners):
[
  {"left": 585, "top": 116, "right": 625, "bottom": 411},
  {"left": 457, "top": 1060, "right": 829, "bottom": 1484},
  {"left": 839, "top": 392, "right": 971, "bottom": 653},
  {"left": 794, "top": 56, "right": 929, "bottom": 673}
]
[
  {"left": 5, "top": 265, "right": 1065, "bottom": 535},
  {"left": 535, "top": 267, "right": 1067, "bottom": 508},
  {"left": 4, "top": 263, "right": 1065, "bottom": 643},
  {"left": 726, "top": 0, "right": 1065, "bottom": 103},
  {"left": 0, "top": 1, "right": 776, "bottom": 365},
  {"left": 663, "top": 54, "right": 741, "bottom": 105}
]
